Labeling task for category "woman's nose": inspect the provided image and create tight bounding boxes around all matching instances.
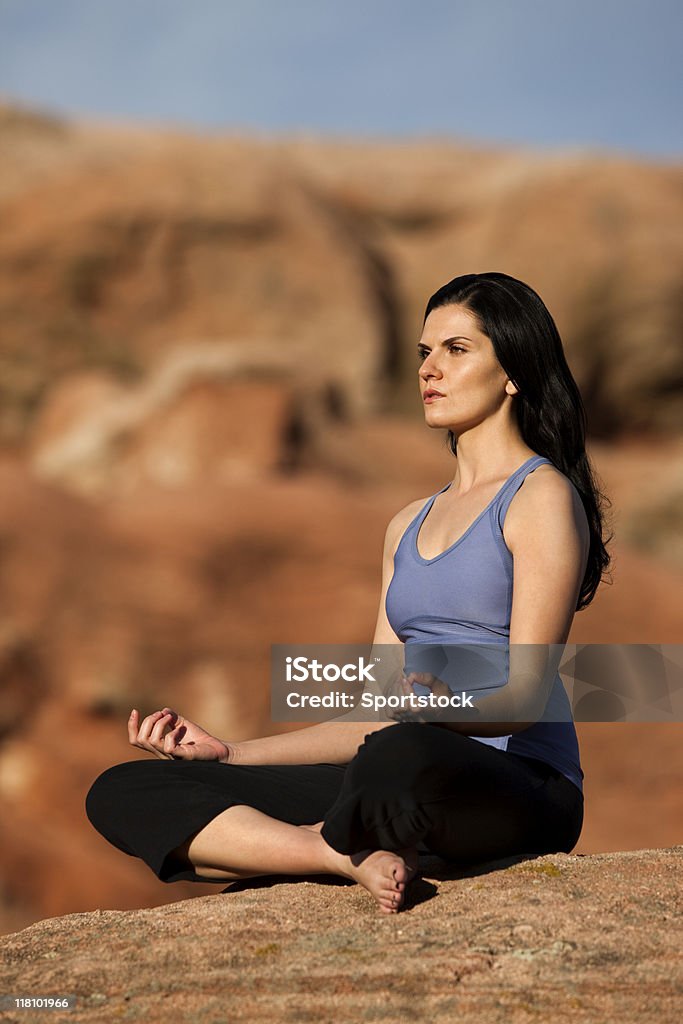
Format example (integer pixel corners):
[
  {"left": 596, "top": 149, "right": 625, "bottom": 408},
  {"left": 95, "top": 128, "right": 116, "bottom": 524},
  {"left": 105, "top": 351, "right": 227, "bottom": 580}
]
[{"left": 419, "top": 354, "right": 441, "bottom": 380}]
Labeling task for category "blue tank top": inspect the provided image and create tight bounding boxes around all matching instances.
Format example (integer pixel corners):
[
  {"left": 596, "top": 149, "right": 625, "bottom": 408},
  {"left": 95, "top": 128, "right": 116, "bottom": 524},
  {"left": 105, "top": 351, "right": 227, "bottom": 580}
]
[{"left": 385, "top": 455, "right": 584, "bottom": 794}]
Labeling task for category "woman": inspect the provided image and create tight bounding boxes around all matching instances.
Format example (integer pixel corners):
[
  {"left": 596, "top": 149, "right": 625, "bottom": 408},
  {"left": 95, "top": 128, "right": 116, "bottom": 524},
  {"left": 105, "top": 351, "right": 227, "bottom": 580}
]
[{"left": 86, "top": 271, "right": 612, "bottom": 914}]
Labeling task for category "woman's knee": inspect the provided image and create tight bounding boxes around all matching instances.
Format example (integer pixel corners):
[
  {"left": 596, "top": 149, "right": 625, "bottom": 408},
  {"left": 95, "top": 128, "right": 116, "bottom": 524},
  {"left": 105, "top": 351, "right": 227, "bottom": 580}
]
[{"left": 85, "top": 760, "right": 146, "bottom": 832}]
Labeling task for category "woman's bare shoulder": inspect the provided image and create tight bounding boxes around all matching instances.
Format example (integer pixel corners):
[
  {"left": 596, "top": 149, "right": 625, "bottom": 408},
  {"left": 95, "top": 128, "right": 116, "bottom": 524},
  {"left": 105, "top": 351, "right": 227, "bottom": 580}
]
[
  {"left": 505, "top": 463, "right": 589, "bottom": 554},
  {"left": 508, "top": 462, "right": 583, "bottom": 513},
  {"left": 526, "top": 462, "right": 584, "bottom": 506}
]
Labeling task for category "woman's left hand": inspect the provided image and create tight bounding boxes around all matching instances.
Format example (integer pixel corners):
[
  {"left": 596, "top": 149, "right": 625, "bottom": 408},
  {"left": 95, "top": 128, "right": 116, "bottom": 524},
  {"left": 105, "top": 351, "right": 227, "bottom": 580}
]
[
  {"left": 403, "top": 671, "right": 451, "bottom": 699},
  {"left": 388, "top": 671, "right": 451, "bottom": 723}
]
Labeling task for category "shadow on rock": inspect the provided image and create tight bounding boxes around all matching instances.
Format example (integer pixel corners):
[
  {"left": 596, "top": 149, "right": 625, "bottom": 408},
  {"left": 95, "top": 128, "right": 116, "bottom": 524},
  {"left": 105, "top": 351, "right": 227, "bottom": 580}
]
[{"left": 416, "top": 851, "right": 545, "bottom": 880}]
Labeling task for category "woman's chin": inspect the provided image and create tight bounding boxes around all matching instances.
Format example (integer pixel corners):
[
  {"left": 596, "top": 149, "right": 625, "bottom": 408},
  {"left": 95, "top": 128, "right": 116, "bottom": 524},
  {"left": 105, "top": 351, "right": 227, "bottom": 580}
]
[{"left": 423, "top": 411, "right": 453, "bottom": 429}]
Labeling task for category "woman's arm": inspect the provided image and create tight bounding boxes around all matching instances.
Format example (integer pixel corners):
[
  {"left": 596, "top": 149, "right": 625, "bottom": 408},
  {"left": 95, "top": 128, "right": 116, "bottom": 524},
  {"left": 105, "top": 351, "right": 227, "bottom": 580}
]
[{"left": 428, "top": 467, "right": 590, "bottom": 737}]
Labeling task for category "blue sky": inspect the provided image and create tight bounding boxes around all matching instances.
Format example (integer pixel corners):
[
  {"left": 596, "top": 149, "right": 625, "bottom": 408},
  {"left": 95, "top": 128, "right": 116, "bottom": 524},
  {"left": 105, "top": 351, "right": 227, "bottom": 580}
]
[{"left": 0, "top": 0, "right": 680, "bottom": 158}]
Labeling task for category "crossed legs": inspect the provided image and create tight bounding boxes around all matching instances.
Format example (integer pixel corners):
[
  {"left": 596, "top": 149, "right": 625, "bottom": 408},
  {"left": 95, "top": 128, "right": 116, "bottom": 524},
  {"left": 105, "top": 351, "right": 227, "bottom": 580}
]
[
  {"left": 89, "top": 724, "right": 580, "bottom": 915},
  {"left": 170, "top": 804, "right": 419, "bottom": 914}
]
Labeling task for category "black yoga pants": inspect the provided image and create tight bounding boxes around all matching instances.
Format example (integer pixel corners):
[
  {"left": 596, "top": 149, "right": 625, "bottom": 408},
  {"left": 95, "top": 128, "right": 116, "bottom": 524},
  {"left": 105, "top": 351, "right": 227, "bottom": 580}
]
[{"left": 85, "top": 723, "right": 584, "bottom": 884}]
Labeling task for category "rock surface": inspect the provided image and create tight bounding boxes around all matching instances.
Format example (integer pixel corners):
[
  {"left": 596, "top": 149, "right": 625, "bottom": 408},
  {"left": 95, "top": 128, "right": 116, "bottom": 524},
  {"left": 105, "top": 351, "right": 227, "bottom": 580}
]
[{"left": 0, "top": 847, "right": 681, "bottom": 1023}]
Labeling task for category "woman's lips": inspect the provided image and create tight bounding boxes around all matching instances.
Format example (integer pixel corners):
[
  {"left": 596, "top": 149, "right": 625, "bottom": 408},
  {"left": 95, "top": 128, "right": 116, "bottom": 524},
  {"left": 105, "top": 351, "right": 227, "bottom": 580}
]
[{"left": 423, "top": 390, "right": 445, "bottom": 403}]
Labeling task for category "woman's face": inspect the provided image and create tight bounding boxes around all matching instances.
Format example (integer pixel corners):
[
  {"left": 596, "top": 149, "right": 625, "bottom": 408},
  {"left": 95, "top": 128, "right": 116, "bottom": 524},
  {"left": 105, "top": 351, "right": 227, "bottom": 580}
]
[{"left": 417, "top": 303, "right": 516, "bottom": 433}]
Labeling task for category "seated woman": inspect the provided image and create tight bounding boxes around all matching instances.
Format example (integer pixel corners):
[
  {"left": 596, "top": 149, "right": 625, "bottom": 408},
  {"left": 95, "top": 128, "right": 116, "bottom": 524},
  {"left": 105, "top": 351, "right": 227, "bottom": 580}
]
[{"left": 86, "top": 271, "right": 612, "bottom": 914}]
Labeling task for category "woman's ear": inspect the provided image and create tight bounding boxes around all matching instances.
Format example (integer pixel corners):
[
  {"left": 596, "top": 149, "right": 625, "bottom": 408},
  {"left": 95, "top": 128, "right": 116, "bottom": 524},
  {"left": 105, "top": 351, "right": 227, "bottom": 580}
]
[{"left": 505, "top": 380, "right": 520, "bottom": 397}]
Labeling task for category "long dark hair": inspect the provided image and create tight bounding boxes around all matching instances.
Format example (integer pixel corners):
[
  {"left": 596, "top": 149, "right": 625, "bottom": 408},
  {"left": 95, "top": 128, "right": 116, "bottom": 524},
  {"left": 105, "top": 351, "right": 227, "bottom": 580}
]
[{"left": 423, "top": 271, "right": 613, "bottom": 610}]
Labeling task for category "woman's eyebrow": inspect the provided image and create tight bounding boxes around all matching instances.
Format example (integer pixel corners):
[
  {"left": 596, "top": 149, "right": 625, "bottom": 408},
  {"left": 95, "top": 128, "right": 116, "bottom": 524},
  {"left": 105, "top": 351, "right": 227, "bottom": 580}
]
[{"left": 417, "top": 335, "right": 475, "bottom": 348}]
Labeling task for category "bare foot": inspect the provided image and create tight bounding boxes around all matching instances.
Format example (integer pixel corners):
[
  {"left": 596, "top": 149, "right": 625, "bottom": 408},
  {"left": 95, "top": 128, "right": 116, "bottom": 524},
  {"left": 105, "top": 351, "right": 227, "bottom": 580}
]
[{"left": 322, "top": 842, "right": 419, "bottom": 914}]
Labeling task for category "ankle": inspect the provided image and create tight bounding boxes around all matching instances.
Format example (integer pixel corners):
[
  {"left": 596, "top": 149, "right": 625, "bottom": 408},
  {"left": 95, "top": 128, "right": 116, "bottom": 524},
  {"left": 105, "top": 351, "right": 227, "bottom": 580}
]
[{"left": 317, "top": 834, "right": 353, "bottom": 879}]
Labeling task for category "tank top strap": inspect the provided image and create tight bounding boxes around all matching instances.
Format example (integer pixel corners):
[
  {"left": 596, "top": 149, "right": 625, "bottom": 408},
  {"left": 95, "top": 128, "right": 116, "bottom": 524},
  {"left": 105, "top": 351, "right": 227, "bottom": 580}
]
[
  {"left": 494, "top": 455, "right": 554, "bottom": 529},
  {"left": 411, "top": 482, "right": 451, "bottom": 533}
]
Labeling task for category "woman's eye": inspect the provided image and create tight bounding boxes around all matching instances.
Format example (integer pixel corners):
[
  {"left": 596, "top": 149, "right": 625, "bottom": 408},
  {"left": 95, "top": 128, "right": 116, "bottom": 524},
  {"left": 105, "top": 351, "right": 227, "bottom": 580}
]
[{"left": 417, "top": 345, "right": 464, "bottom": 361}]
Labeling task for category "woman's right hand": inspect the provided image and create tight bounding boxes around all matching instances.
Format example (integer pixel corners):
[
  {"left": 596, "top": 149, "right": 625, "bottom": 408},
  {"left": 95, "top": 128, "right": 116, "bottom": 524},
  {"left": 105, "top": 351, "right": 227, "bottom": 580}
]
[{"left": 128, "top": 707, "right": 236, "bottom": 763}]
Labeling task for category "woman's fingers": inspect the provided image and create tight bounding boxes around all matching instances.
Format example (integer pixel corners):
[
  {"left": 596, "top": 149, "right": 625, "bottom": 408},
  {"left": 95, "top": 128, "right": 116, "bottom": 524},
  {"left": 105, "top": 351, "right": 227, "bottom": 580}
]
[
  {"left": 127, "top": 709, "right": 139, "bottom": 744},
  {"left": 137, "top": 710, "right": 167, "bottom": 744},
  {"left": 406, "top": 672, "right": 433, "bottom": 687},
  {"left": 149, "top": 711, "right": 177, "bottom": 746},
  {"left": 128, "top": 708, "right": 178, "bottom": 758},
  {"left": 128, "top": 708, "right": 162, "bottom": 746},
  {"left": 163, "top": 723, "right": 186, "bottom": 755}
]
